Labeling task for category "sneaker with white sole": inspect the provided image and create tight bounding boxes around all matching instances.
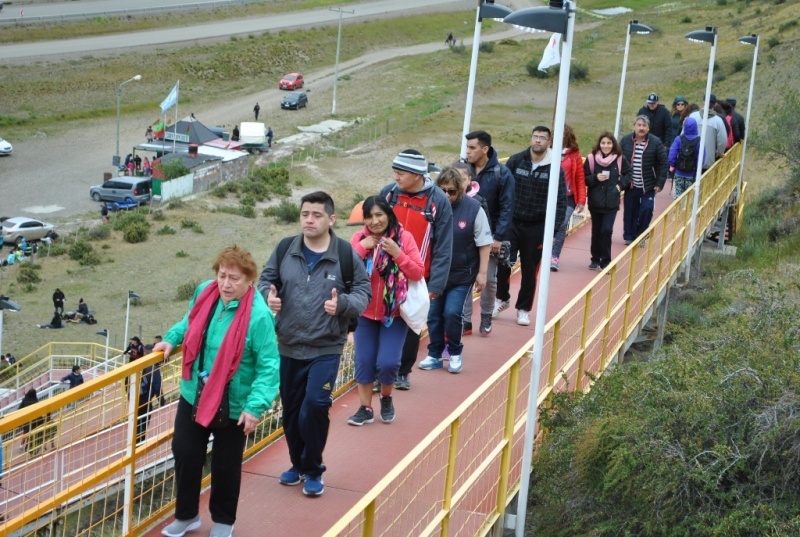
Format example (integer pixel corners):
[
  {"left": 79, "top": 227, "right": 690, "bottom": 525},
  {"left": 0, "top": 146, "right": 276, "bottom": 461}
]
[
  {"left": 209, "top": 523, "right": 233, "bottom": 537},
  {"left": 303, "top": 474, "right": 324, "bottom": 496},
  {"left": 492, "top": 300, "right": 510, "bottom": 318},
  {"left": 279, "top": 467, "right": 305, "bottom": 486},
  {"left": 516, "top": 310, "right": 531, "bottom": 326},
  {"left": 550, "top": 256, "right": 559, "bottom": 272},
  {"left": 162, "top": 516, "right": 201, "bottom": 537},
  {"left": 448, "top": 354, "right": 463, "bottom": 373},
  {"left": 479, "top": 313, "right": 492, "bottom": 336},
  {"left": 418, "top": 356, "right": 443, "bottom": 370},
  {"left": 379, "top": 396, "right": 395, "bottom": 423},
  {"left": 347, "top": 405, "right": 374, "bottom": 426}
]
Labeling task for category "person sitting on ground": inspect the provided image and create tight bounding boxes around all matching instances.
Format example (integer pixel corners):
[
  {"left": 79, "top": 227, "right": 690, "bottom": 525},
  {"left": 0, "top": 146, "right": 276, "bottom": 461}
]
[
  {"left": 39, "top": 312, "right": 64, "bottom": 329},
  {"left": 77, "top": 298, "right": 89, "bottom": 318}
]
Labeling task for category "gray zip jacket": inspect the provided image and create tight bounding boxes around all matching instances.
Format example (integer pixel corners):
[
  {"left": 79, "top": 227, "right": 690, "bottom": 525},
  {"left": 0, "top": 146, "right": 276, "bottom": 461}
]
[{"left": 258, "top": 230, "right": 371, "bottom": 360}]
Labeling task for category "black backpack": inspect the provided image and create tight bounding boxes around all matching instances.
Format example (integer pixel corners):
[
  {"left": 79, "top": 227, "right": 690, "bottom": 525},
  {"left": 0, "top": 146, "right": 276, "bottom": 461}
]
[
  {"left": 676, "top": 135, "right": 700, "bottom": 173},
  {"left": 273, "top": 235, "right": 358, "bottom": 333}
]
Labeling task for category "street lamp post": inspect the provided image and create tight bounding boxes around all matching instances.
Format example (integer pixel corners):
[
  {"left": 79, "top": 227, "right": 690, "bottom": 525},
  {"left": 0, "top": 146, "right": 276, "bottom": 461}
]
[
  {"left": 460, "top": 0, "right": 513, "bottom": 158},
  {"left": 123, "top": 291, "right": 140, "bottom": 347},
  {"left": 0, "top": 295, "right": 22, "bottom": 358},
  {"left": 115, "top": 75, "right": 142, "bottom": 165},
  {"left": 613, "top": 20, "right": 654, "bottom": 140},
  {"left": 737, "top": 34, "right": 759, "bottom": 200},
  {"left": 330, "top": 7, "right": 354, "bottom": 115},
  {"left": 683, "top": 26, "right": 718, "bottom": 282},
  {"left": 96, "top": 329, "right": 110, "bottom": 363},
  {"left": 503, "top": 3, "right": 575, "bottom": 536}
]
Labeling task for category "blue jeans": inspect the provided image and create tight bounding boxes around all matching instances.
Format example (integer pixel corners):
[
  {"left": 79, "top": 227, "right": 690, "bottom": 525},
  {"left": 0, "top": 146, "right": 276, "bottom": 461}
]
[
  {"left": 353, "top": 316, "right": 409, "bottom": 385},
  {"left": 551, "top": 197, "right": 576, "bottom": 259},
  {"left": 623, "top": 188, "right": 655, "bottom": 241},
  {"left": 427, "top": 284, "right": 471, "bottom": 358}
]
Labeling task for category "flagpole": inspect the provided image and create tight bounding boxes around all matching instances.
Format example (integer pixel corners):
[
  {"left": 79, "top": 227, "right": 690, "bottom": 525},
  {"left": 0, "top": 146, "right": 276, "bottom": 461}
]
[{"left": 173, "top": 81, "right": 179, "bottom": 154}]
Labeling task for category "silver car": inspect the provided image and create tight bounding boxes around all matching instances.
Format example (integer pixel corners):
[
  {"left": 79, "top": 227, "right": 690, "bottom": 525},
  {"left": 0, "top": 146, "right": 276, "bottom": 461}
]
[
  {"left": 2, "top": 217, "right": 56, "bottom": 245},
  {"left": 89, "top": 177, "right": 151, "bottom": 203},
  {"left": 0, "top": 136, "right": 12, "bottom": 155}
]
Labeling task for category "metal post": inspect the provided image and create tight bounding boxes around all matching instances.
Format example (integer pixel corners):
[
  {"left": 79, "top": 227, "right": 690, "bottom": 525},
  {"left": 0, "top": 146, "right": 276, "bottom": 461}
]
[
  {"left": 614, "top": 25, "right": 632, "bottom": 140},
  {"left": 460, "top": 3, "right": 484, "bottom": 159},
  {"left": 124, "top": 293, "right": 132, "bottom": 346},
  {"left": 116, "top": 87, "right": 122, "bottom": 162},
  {"left": 683, "top": 29, "right": 716, "bottom": 283},
  {"left": 515, "top": 4, "right": 576, "bottom": 536},
  {"left": 330, "top": 7, "right": 354, "bottom": 115},
  {"left": 737, "top": 35, "right": 759, "bottom": 200},
  {"left": 0, "top": 309, "right": 4, "bottom": 358}
]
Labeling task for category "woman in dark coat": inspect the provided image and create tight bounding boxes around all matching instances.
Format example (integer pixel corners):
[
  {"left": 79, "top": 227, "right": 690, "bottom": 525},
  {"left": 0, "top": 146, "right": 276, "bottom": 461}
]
[
  {"left": 584, "top": 132, "right": 633, "bottom": 270},
  {"left": 18, "top": 389, "right": 46, "bottom": 455}
]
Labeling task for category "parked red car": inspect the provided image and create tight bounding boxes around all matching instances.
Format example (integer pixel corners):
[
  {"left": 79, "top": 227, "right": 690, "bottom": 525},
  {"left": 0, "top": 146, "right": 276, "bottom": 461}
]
[{"left": 279, "top": 73, "right": 304, "bottom": 90}]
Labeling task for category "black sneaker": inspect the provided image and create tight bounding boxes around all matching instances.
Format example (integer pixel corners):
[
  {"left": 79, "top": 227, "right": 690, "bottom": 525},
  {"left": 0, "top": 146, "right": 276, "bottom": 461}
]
[
  {"left": 347, "top": 405, "right": 374, "bottom": 426},
  {"left": 463, "top": 322, "right": 472, "bottom": 335},
  {"left": 588, "top": 262, "right": 601, "bottom": 271},
  {"left": 379, "top": 396, "right": 395, "bottom": 423},
  {"left": 479, "top": 313, "right": 492, "bottom": 336}
]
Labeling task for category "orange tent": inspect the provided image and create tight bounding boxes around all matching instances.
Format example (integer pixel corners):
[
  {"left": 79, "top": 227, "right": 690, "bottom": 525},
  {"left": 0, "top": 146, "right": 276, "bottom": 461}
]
[{"left": 347, "top": 201, "right": 364, "bottom": 225}]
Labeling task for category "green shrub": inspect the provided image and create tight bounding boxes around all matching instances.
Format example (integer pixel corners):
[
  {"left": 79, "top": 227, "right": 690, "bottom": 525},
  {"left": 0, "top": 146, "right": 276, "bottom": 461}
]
[
  {"left": 478, "top": 42, "right": 494, "bottom": 53},
  {"left": 240, "top": 194, "right": 256, "bottom": 207},
  {"left": 526, "top": 60, "right": 552, "bottom": 79},
  {"left": 767, "top": 36, "right": 781, "bottom": 48},
  {"left": 552, "top": 62, "right": 590, "bottom": 82},
  {"left": 264, "top": 200, "right": 300, "bottom": 224},
  {"left": 156, "top": 159, "right": 190, "bottom": 180},
  {"left": 176, "top": 280, "right": 201, "bottom": 301},
  {"left": 87, "top": 225, "right": 111, "bottom": 241},
  {"left": 167, "top": 199, "right": 185, "bottom": 210},
  {"left": 181, "top": 219, "right": 204, "bottom": 233},
  {"left": 151, "top": 210, "right": 166, "bottom": 221},
  {"left": 123, "top": 222, "right": 150, "bottom": 243},
  {"left": 240, "top": 205, "right": 256, "bottom": 219},
  {"left": 156, "top": 225, "right": 177, "bottom": 235},
  {"left": 68, "top": 240, "right": 94, "bottom": 262},
  {"left": 175, "top": 250, "right": 189, "bottom": 258},
  {"left": 732, "top": 58, "right": 749, "bottom": 73},
  {"left": 778, "top": 20, "right": 798, "bottom": 32},
  {"left": 449, "top": 44, "right": 466, "bottom": 54},
  {"left": 112, "top": 212, "right": 150, "bottom": 232},
  {"left": 681, "top": 15, "right": 692, "bottom": 23},
  {"left": 48, "top": 243, "right": 66, "bottom": 257},
  {"left": 17, "top": 263, "right": 42, "bottom": 285},
  {"left": 249, "top": 166, "right": 292, "bottom": 197},
  {"left": 716, "top": 0, "right": 727, "bottom": 6}
]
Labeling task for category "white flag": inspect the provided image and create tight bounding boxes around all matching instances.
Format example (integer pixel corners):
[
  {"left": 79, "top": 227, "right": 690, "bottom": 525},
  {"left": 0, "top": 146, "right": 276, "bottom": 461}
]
[
  {"left": 160, "top": 82, "right": 179, "bottom": 113},
  {"left": 538, "top": 34, "right": 561, "bottom": 72}
]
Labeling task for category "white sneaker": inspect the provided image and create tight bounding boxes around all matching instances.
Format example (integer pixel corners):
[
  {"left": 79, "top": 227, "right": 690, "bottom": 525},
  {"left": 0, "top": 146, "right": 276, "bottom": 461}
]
[
  {"left": 516, "top": 310, "right": 531, "bottom": 326},
  {"left": 492, "top": 300, "right": 510, "bottom": 318},
  {"left": 448, "top": 355, "right": 462, "bottom": 373},
  {"left": 418, "top": 356, "right": 443, "bottom": 370}
]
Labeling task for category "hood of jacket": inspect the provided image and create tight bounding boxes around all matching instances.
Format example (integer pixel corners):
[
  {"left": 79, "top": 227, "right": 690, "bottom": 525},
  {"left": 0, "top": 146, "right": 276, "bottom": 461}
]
[
  {"left": 683, "top": 117, "right": 699, "bottom": 140},
  {"left": 533, "top": 147, "right": 554, "bottom": 168}
]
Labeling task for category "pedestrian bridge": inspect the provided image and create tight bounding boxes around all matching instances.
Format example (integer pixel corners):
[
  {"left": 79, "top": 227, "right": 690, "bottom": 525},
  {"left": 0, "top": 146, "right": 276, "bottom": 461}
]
[{"left": 0, "top": 145, "right": 745, "bottom": 536}]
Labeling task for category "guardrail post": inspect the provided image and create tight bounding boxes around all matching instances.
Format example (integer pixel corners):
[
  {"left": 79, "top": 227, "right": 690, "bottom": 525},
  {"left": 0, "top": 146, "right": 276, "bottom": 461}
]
[
  {"left": 123, "top": 370, "right": 139, "bottom": 534},
  {"left": 495, "top": 361, "right": 520, "bottom": 536},
  {"left": 440, "top": 418, "right": 460, "bottom": 536}
]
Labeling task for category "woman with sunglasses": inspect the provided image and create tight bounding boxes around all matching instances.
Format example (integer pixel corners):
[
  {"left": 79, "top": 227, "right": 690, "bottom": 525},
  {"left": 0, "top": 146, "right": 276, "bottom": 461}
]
[
  {"left": 418, "top": 166, "right": 492, "bottom": 374},
  {"left": 671, "top": 96, "right": 689, "bottom": 138}
]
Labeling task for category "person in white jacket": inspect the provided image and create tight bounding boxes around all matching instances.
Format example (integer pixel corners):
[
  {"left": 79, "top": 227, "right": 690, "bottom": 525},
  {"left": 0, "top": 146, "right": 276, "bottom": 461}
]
[{"left": 685, "top": 93, "right": 727, "bottom": 171}]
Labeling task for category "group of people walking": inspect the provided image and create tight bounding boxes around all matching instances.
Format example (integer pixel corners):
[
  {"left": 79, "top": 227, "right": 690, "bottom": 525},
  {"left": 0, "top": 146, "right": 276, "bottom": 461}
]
[{"left": 148, "top": 93, "right": 745, "bottom": 535}]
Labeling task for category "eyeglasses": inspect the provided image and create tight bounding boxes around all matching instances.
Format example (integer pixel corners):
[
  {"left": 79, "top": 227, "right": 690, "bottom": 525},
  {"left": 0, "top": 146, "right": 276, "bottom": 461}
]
[
  {"left": 531, "top": 135, "right": 549, "bottom": 141},
  {"left": 676, "top": 102, "right": 686, "bottom": 107},
  {"left": 440, "top": 187, "right": 458, "bottom": 195}
]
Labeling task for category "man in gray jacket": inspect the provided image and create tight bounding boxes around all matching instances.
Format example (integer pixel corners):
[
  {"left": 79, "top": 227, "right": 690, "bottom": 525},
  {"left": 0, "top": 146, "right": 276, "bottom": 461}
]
[
  {"left": 259, "top": 191, "right": 370, "bottom": 497},
  {"left": 686, "top": 93, "right": 727, "bottom": 171}
]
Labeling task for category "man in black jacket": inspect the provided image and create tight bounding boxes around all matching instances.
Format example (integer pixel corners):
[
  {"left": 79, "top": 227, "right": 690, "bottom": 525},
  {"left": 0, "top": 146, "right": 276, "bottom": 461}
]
[
  {"left": 620, "top": 115, "right": 669, "bottom": 245},
  {"left": 637, "top": 92, "right": 674, "bottom": 149},
  {"left": 494, "top": 126, "right": 566, "bottom": 327},
  {"left": 464, "top": 130, "right": 515, "bottom": 336},
  {"left": 726, "top": 97, "right": 746, "bottom": 144}
]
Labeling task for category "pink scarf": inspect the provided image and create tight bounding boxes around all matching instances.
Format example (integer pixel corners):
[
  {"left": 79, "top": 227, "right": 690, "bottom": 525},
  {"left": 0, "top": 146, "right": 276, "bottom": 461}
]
[
  {"left": 181, "top": 282, "right": 254, "bottom": 427},
  {"left": 594, "top": 152, "right": 619, "bottom": 168}
]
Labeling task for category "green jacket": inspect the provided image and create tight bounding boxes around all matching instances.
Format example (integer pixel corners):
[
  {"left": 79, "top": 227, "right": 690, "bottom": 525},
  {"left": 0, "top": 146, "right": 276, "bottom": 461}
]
[{"left": 164, "top": 280, "right": 280, "bottom": 419}]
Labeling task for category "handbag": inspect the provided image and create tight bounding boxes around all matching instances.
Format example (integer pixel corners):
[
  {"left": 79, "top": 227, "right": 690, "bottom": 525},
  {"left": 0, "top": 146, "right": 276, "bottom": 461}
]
[
  {"left": 399, "top": 278, "right": 430, "bottom": 334},
  {"left": 191, "top": 299, "right": 231, "bottom": 429}
]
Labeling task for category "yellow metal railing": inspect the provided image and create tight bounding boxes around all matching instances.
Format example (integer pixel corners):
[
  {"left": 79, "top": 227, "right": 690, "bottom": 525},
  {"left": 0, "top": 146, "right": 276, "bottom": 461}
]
[
  {"left": 0, "top": 146, "right": 742, "bottom": 537},
  {"left": 324, "top": 144, "right": 743, "bottom": 536}
]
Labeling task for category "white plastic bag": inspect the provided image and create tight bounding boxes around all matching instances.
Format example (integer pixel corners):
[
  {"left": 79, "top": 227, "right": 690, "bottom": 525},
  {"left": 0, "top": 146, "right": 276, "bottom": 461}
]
[{"left": 399, "top": 279, "right": 430, "bottom": 334}]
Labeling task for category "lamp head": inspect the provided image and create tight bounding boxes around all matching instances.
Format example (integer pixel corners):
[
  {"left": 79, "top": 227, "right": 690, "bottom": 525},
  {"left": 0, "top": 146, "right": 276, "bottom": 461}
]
[
  {"left": 480, "top": 1, "right": 513, "bottom": 20},
  {"left": 629, "top": 20, "right": 654, "bottom": 35},
  {"left": 128, "top": 291, "right": 141, "bottom": 299},
  {"left": 0, "top": 296, "right": 21, "bottom": 312},
  {"left": 504, "top": 2, "right": 570, "bottom": 36},
  {"left": 133, "top": 75, "right": 142, "bottom": 81},
  {"left": 96, "top": 329, "right": 109, "bottom": 338},
  {"left": 685, "top": 26, "right": 717, "bottom": 45},
  {"left": 739, "top": 34, "right": 758, "bottom": 46}
]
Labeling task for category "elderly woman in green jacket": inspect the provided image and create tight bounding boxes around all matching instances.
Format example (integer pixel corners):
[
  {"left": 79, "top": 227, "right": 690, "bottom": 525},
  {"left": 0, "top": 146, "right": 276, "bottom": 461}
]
[{"left": 155, "top": 245, "right": 280, "bottom": 537}]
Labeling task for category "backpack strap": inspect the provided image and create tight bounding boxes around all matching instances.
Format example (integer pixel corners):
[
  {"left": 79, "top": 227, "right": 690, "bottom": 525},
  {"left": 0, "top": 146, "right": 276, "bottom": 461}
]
[
  {"left": 336, "top": 238, "right": 354, "bottom": 294},
  {"left": 588, "top": 153, "right": 595, "bottom": 175},
  {"left": 272, "top": 235, "right": 297, "bottom": 291}
]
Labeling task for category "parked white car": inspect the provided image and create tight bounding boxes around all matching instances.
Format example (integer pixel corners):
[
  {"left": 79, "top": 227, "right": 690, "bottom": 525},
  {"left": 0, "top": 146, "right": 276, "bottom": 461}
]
[{"left": 0, "top": 137, "right": 12, "bottom": 156}]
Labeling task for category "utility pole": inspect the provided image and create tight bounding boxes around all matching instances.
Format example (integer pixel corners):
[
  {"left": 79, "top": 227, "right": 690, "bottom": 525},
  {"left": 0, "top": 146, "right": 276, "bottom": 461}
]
[{"left": 330, "top": 6, "right": 355, "bottom": 115}]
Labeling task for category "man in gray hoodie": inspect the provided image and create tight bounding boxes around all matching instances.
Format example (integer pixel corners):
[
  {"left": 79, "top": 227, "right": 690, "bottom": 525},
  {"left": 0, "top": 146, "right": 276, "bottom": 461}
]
[
  {"left": 686, "top": 93, "right": 727, "bottom": 172},
  {"left": 259, "top": 191, "right": 371, "bottom": 497}
]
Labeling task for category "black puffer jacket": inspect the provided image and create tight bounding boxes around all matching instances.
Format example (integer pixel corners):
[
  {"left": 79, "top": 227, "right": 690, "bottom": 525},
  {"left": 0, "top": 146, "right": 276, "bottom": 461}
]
[
  {"left": 619, "top": 133, "right": 669, "bottom": 193},
  {"left": 584, "top": 153, "right": 633, "bottom": 213}
]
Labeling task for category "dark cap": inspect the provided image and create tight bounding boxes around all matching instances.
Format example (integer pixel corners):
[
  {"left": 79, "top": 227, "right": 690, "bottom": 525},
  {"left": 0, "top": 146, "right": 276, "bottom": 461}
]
[
  {"left": 646, "top": 92, "right": 659, "bottom": 104},
  {"left": 706, "top": 93, "right": 717, "bottom": 105},
  {"left": 726, "top": 97, "right": 737, "bottom": 106},
  {"left": 131, "top": 336, "right": 141, "bottom": 343}
]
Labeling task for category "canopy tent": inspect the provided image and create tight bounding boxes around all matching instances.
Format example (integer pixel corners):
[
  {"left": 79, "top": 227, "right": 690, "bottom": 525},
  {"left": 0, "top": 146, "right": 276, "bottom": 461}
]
[{"left": 162, "top": 116, "right": 221, "bottom": 145}]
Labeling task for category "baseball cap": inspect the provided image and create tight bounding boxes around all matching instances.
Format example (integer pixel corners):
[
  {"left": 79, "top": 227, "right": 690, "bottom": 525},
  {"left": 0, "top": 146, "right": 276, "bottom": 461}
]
[{"left": 646, "top": 92, "right": 659, "bottom": 104}]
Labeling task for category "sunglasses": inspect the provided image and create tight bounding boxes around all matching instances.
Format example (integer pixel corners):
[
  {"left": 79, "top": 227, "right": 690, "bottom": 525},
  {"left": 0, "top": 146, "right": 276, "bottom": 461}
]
[{"left": 440, "top": 187, "right": 458, "bottom": 195}]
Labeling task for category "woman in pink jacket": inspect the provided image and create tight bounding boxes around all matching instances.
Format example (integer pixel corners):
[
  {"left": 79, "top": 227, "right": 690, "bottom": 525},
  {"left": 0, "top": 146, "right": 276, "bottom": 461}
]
[
  {"left": 348, "top": 195, "right": 424, "bottom": 426},
  {"left": 550, "top": 124, "right": 586, "bottom": 271}
]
